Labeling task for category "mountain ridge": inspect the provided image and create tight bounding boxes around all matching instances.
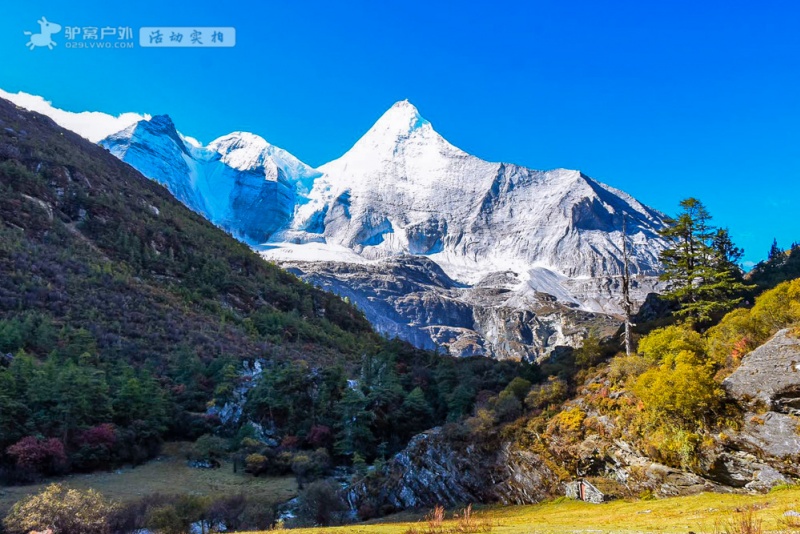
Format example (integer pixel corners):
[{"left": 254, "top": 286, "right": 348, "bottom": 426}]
[
  {"left": 4, "top": 91, "right": 670, "bottom": 358},
  {"left": 98, "top": 99, "right": 669, "bottom": 358}
]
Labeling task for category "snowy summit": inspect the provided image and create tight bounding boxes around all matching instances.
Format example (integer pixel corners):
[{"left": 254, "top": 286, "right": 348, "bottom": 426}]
[{"left": 3, "top": 91, "right": 671, "bottom": 358}]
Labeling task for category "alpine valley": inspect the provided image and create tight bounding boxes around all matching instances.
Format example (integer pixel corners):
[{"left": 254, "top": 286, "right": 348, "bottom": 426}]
[
  {"left": 4, "top": 90, "right": 800, "bottom": 532},
  {"left": 77, "top": 97, "right": 666, "bottom": 361}
]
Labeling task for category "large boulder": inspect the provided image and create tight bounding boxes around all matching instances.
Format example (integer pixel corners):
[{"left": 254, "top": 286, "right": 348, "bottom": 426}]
[
  {"left": 722, "top": 329, "right": 800, "bottom": 474},
  {"left": 723, "top": 329, "right": 800, "bottom": 412}
]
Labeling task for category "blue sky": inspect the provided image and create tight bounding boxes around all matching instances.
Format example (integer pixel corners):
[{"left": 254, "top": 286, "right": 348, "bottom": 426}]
[{"left": 1, "top": 0, "right": 798, "bottom": 266}]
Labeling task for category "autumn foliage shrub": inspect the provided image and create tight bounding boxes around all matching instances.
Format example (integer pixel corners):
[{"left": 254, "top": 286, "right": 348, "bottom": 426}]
[
  {"left": 245, "top": 453, "right": 268, "bottom": 475},
  {"left": 3, "top": 483, "right": 116, "bottom": 534},
  {"left": 633, "top": 349, "right": 722, "bottom": 428},
  {"left": 637, "top": 324, "right": 705, "bottom": 364},
  {"left": 615, "top": 280, "right": 800, "bottom": 468},
  {"left": 78, "top": 423, "right": 117, "bottom": 448},
  {"left": 547, "top": 407, "right": 586, "bottom": 436},
  {"left": 525, "top": 378, "right": 567, "bottom": 411},
  {"left": 6, "top": 436, "right": 66, "bottom": 476}
]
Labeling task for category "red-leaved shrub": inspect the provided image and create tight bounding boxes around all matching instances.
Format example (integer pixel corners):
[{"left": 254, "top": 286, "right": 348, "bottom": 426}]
[
  {"left": 7, "top": 436, "right": 67, "bottom": 474},
  {"left": 78, "top": 423, "right": 117, "bottom": 448}
]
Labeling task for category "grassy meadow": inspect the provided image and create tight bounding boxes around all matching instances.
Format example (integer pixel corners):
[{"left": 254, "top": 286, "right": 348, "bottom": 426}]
[
  {"left": 0, "top": 442, "right": 297, "bottom": 516},
  {"left": 252, "top": 486, "right": 800, "bottom": 534}
]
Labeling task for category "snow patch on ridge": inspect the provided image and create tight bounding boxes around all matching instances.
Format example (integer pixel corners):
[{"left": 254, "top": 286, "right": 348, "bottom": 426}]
[{"left": 0, "top": 88, "right": 150, "bottom": 142}]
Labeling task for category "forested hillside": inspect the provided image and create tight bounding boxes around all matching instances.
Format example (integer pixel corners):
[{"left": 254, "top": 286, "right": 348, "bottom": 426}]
[{"left": 0, "top": 98, "right": 528, "bottom": 484}]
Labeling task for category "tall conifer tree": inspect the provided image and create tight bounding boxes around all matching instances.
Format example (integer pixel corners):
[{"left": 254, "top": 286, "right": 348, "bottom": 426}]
[{"left": 659, "top": 198, "right": 752, "bottom": 323}]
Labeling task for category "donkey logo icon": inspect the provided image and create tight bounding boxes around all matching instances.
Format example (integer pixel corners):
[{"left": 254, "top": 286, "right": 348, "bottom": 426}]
[{"left": 24, "top": 17, "right": 62, "bottom": 50}]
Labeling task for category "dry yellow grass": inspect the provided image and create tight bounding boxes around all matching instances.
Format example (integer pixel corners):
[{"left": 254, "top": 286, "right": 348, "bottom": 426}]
[
  {"left": 249, "top": 486, "right": 800, "bottom": 534},
  {"left": 0, "top": 442, "right": 297, "bottom": 515}
]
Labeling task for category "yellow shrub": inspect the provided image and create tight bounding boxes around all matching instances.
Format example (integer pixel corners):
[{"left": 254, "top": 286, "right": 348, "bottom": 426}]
[
  {"left": 245, "top": 453, "right": 267, "bottom": 474},
  {"left": 633, "top": 351, "right": 722, "bottom": 428},
  {"left": 525, "top": 378, "right": 567, "bottom": 411},
  {"left": 706, "top": 308, "right": 757, "bottom": 366},
  {"left": 749, "top": 278, "right": 800, "bottom": 335},
  {"left": 643, "top": 425, "right": 702, "bottom": 469},
  {"left": 546, "top": 407, "right": 586, "bottom": 439},
  {"left": 608, "top": 353, "right": 653, "bottom": 385},
  {"left": 637, "top": 325, "right": 705, "bottom": 364}
]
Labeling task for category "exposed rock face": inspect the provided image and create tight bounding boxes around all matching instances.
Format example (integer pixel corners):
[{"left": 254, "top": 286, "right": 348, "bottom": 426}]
[
  {"left": 493, "top": 443, "right": 562, "bottom": 504},
  {"left": 718, "top": 329, "right": 800, "bottom": 481},
  {"left": 707, "top": 451, "right": 790, "bottom": 491},
  {"left": 378, "top": 430, "right": 488, "bottom": 508},
  {"left": 349, "top": 427, "right": 557, "bottom": 510},
  {"left": 723, "top": 329, "right": 800, "bottom": 461},
  {"left": 583, "top": 438, "right": 718, "bottom": 497},
  {"left": 723, "top": 329, "right": 800, "bottom": 413},
  {"left": 282, "top": 256, "right": 621, "bottom": 360},
  {"left": 735, "top": 412, "right": 800, "bottom": 461},
  {"left": 349, "top": 426, "right": 717, "bottom": 513}
]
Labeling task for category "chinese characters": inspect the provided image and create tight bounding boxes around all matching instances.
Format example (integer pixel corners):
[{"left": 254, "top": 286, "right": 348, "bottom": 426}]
[{"left": 140, "top": 27, "right": 235, "bottom": 48}]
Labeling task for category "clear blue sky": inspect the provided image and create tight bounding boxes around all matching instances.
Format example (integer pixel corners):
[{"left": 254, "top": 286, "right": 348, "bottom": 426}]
[{"left": 1, "top": 0, "right": 798, "bottom": 266}]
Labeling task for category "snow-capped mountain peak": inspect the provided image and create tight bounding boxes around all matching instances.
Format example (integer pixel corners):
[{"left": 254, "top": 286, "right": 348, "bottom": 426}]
[
  {"left": 207, "top": 132, "right": 279, "bottom": 179},
  {"left": 100, "top": 115, "right": 313, "bottom": 244},
  {"left": 287, "top": 101, "right": 667, "bottom": 296},
  {"left": 209, "top": 132, "right": 271, "bottom": 168},
  {"left": 208, "top": 131, "right": 321, "bottom": 190},
  {"left": 319, "top": 100, "right": 468, "bottom": 176},
  {"left": 373, "top": 99, "right": 430, "bottom": 136},
  {"left": 4, "top": 89, "right": 670, "bottom": 358}
]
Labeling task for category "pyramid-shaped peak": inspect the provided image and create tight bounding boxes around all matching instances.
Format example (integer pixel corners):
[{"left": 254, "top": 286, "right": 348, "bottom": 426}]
[
  {"left": 317, "top": 99, "right": 468, "bottom": 173},
  {"left": 147, "top": 114, "right": 176, "bottom": 128},
  {"left": 372, "top": 99, "right": 430, "bottom": 136},
  {"left": 117, "top": 114, "right": 185, "bottom": 150},
  {"left": 389, "top": 99, "right": 420, "bottom": 114}
]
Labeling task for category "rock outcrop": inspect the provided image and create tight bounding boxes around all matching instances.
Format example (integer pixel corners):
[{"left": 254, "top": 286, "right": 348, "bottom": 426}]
[
  {"left": 348, "top": 424, "right": 720, "bottom": 514},
  {"left": 348, "top": 427, "right": 558, "bottom": 511},
  {"left": 283, "top": 256, "right": 623, "bottom": 361},
  {"left": 722, "top": 329, "right": 800, "bottom": 473},
  {"left": 723, "top": 329, "right": 800, "bottom": 413},
  {"left": 350, "top": 331, "right": 800, "bottom": 515}
]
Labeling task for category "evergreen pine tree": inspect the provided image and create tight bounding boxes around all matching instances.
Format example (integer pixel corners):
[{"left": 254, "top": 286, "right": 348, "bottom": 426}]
[
  {"left": 768, "top": 238, "right": 783, "bottom": 262},
  {"left": 334, "top": 387, "right": 375, "bottom": 459},
  {"left": 658, "top": 198, "right": 752, "bottom": 323}
]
